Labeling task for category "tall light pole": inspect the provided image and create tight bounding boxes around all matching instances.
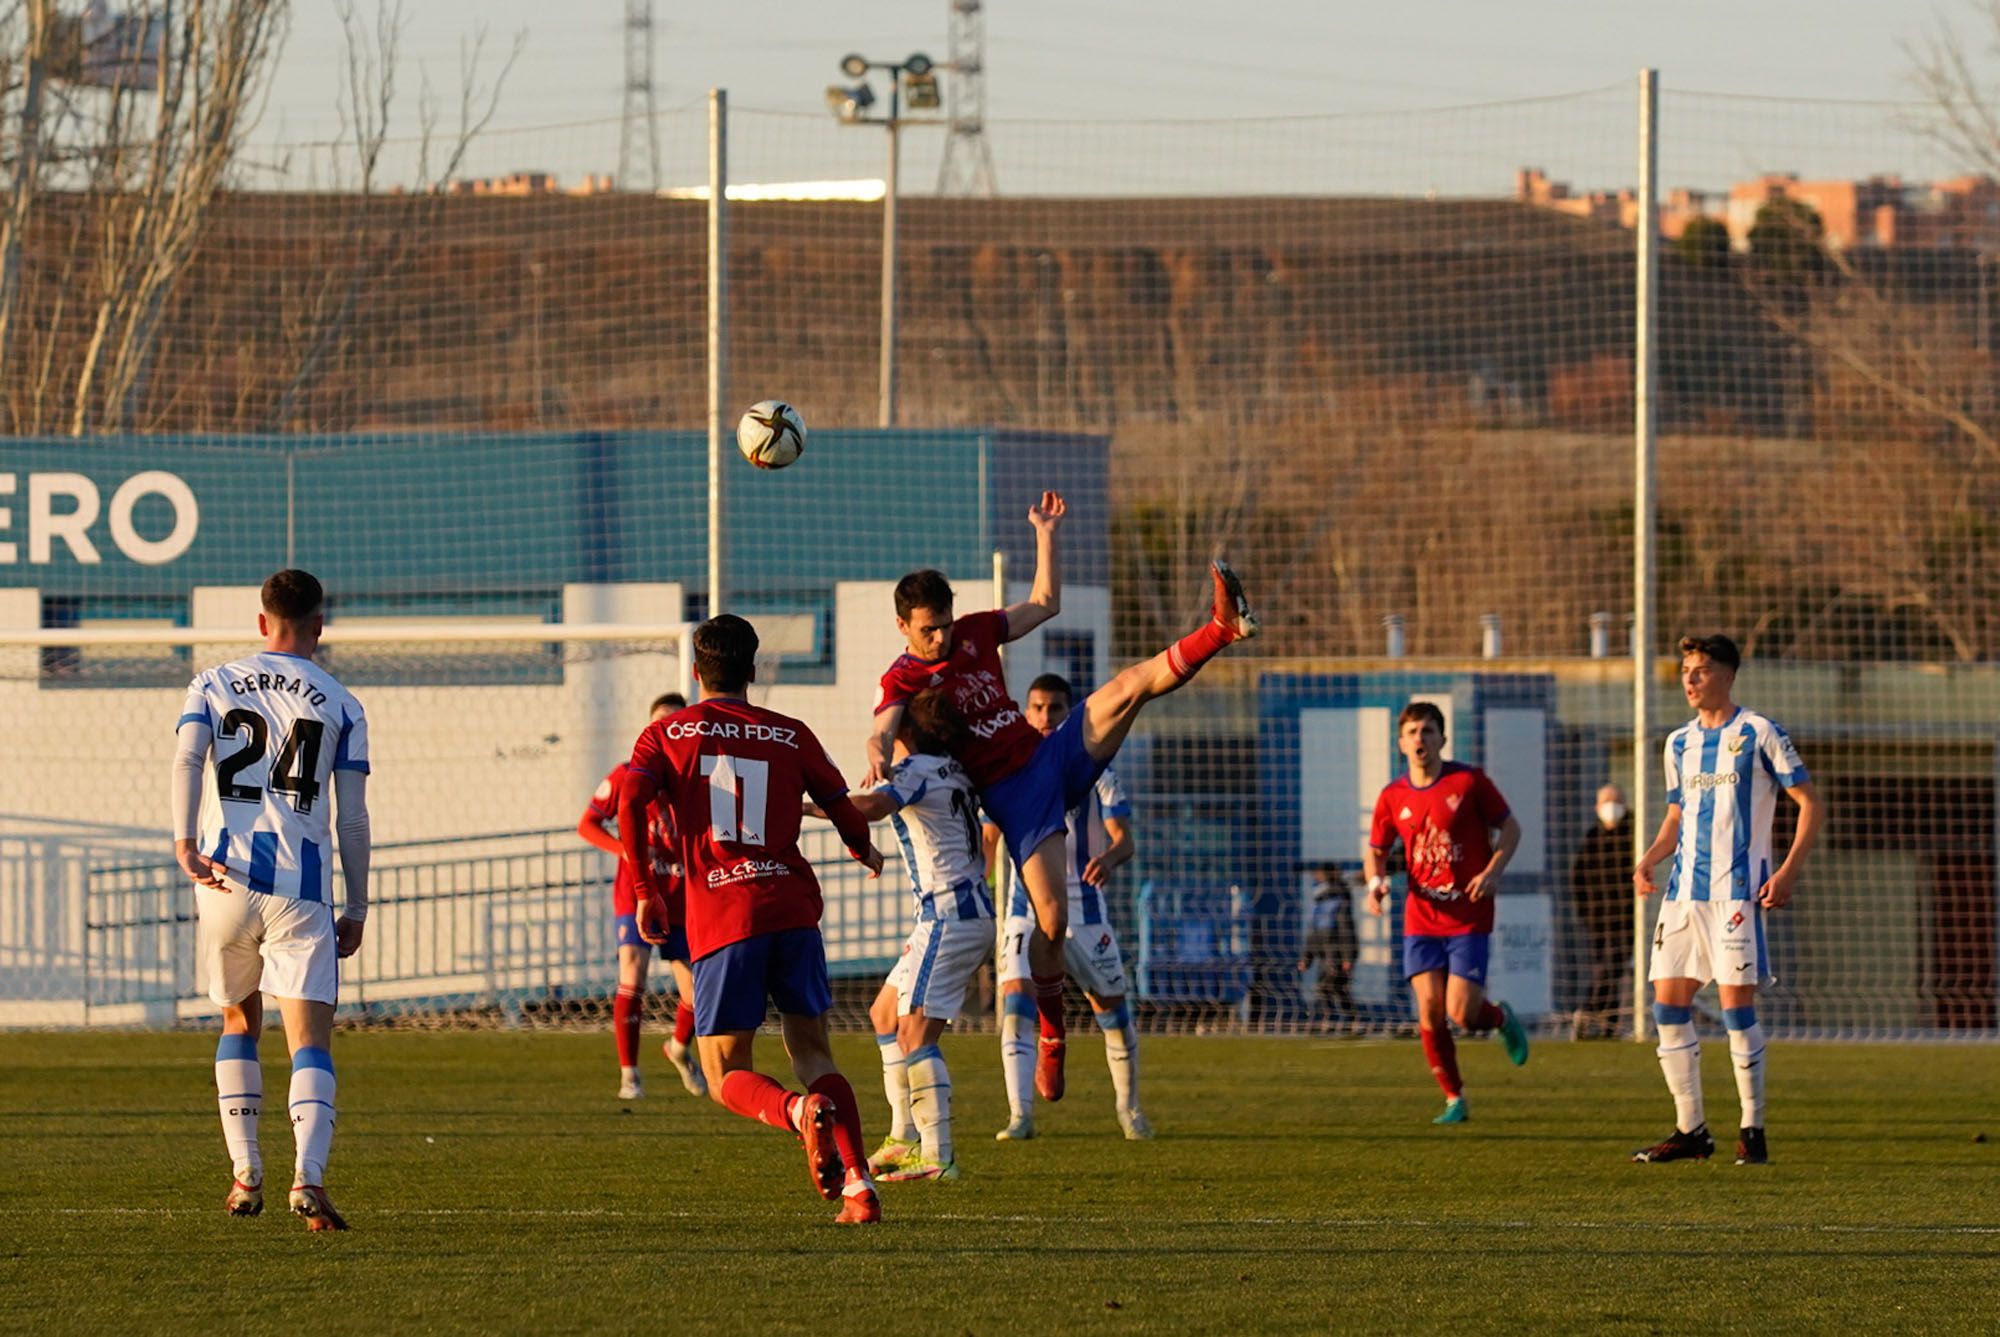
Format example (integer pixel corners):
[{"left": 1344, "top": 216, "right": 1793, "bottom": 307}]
[{"left": 827, "top": 52, "right": 941, "bottom": 428}]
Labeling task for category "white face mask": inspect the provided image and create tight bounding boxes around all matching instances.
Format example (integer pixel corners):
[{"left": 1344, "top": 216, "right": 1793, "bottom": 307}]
[{"left": 1598, "top": 801, "right": 1627, "bottom": 826}]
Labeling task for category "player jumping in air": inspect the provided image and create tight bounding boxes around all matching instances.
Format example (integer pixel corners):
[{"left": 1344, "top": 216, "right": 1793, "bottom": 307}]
[
  {"left": 817, "top": 711, "right": 993, "bottom": 1184},
  {"left": 620, "top": 615, "right": 889, "bottom": 1224},
  {"left": 867, "top": 490, "right": 1257, "bottom": 1104},
  {"left": 987, "top": 674, "right": 1150, "bottom": 1142},
  {"left": 1631, "top": 635, "right": 1823, "bottom": 1166},
  {"left": 1364, "top": 701, "right": 1532, "bottom": 1124},
  {"left": 173, "top": 569, "right": 369, "bottom": 1231},
  {"left": 577, "top": 692, "right": 706, "bottom": 1102}
]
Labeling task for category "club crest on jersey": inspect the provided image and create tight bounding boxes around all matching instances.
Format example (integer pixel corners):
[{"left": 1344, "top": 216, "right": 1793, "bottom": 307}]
[
  {"left": 1445, "top": 793, "right": 1462, "bottom": 812},
  {"left": 1399, "top": 807, "right": 1413, "bottom": 821},
  {"left": 1727, "top": 735, "right": 1746, "bottom": 755}
]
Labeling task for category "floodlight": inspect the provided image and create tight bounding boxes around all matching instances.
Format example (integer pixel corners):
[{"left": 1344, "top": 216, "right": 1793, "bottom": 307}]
[
  {"left": 841, "top": 53, "right": 870, "bottom": 78},
  {"left": 903, "top": 52, "right": 933, "bottom": 76},
  {"left": 904, "top": 71, "right": 940, "bottom": 111},
  {"left": 824, "top": 82, "right": 875, "bottom": 124}
]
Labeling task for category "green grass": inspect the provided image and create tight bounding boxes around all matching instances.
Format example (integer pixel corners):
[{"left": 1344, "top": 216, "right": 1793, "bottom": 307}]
[{"left": 0, "top": 1031, "right": 1993, "bottom": 1335}]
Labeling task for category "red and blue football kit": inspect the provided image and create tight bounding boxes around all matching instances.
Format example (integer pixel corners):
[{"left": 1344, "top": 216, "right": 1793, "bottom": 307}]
[
  {"left": 874, "top": 609, "right": 1040, "bottom": 790},
  {"left": 627, "top": 698, "right": 872, "bottom": 964},
  {"left": 1368, "top": 762, "right": 1511, "bottom": 938},
  {"left": 590, "top": 763, "right": 683, "bottom": 922}
]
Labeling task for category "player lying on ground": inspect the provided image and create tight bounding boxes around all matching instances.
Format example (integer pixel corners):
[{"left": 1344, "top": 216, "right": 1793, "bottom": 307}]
[
  {"left": 1364, "top": 702, "right": 1531, "bottom": 1124},
  {"left": 620, "top": 615, "right": 889, "bottom": 1224},
  {"left": 1630, "top": 634, "right": 1823, "bottom": 1166},
  {"left": 866, "top": 489, "right": 1257, "bottom": 1103},
  {"left": 173, "top": 568, "right": 369, "bottom": 1231},
  {"left": 808, "top": 711, "right": 992, "bottom": 1183},
  {"left": 984, "top": 674, "right": 1150, "bottom": 1143},
  {"left": 577, "top": 692, "right": 706, "bottom": 1101}
]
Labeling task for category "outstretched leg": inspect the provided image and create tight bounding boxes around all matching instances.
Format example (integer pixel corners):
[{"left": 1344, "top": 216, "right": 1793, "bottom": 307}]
[{"left": 1082, "top": 559, "right": 1258, "bottom": 763}]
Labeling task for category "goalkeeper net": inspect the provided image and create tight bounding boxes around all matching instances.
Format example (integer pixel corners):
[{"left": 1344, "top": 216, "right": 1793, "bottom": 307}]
[{"left": 2, "top": 79, "right": 1996, "bottom": 1042}]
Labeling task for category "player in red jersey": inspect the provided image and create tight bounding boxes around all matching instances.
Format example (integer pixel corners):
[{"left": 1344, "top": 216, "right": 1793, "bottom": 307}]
[
  {"left": 1364, "top": 701, "right": 1532, "bottom": 1124},
  {"left": 619, "top": 615, "right": 888, "bottom": 1224},
  {"left": 866, "top": 490, "right": 1258, "bottom": 1103},
  {"left": 577, "top": 692, "right": 707, "bottom": 1103}
]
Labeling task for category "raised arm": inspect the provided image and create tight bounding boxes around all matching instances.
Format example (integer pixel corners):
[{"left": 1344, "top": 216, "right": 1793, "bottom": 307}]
[
  {"left": 332, "top": 770, "right": 370, "bottom": 957},
  {"left": 864, "top": 703, "right": 905, "bottom": 789},
  {"left": 1000, "top": 490, "right": 1065, "bottom": 641}
]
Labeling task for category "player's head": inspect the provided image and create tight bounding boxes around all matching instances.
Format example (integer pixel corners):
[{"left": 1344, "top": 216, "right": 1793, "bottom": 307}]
[
  {"left": 894, "top": 569, "right": 955, "bottom": 659},
  {"left": 905, "top": 688, "right": 970, "bottom": 756},
  {"left": 1311, "top": 862, "right": 1346, "bottom": 895},
  {"left": 649, "top": 691, "right": 686, "bottom": 722},
  {"left": 259, "top": 568, "right": 324, "bottom": 644},
  {"left": 1677, "top": 634, "right": 1739, "bottom": 711},
  {"left": 1396, "top": 701, "right": 1446, "bottom": 771},
  {"left": 692, "top": 615, "right": 758, "bottom": 696},
  {"left": 1023, "top": 672, "right": 1074, "bottom": 735}
]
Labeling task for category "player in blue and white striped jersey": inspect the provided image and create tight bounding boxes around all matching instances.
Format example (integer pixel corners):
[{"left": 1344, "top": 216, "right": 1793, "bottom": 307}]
[
  {"left": 172, "top": 570, "right": 371, "bottom": 1231},
  {"left": 1632, "top": 635, "right": 1824, "bottom": 1167},
  {"left": 989, "top": 674, "right": 1148, "bottom": 1143},
  {"left": 814, "top": 707, "right": 993, "bottom": 1183}
]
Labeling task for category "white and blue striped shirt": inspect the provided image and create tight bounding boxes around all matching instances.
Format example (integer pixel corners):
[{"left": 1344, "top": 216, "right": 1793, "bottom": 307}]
[
  {"left": 876, "top": 754, "right": 993, "bottom": 922},
  {"left": 1663, "top": 707, "right": 1807, "bottom": 902},
  {"left": 178, "top": 652, "right": 369, "bottom": 904},
  {"left": 1006, "top": 767, "right": 1132, "bottom": 926}
]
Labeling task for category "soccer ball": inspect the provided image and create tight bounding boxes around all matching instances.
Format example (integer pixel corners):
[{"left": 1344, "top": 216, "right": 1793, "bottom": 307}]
[{"left": 736, "top": 400, "right": 806, "bottom": 469}]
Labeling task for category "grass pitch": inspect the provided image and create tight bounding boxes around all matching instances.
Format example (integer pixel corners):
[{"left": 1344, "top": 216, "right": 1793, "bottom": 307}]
[{"left": 0, "top": 1031, "right": 1993, "bottom": 1335}]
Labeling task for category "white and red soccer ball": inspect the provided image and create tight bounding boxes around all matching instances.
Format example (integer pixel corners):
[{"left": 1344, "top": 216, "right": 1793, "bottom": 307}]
[{"left": 736, "top": 400, "right": 806, "bottom": 469}]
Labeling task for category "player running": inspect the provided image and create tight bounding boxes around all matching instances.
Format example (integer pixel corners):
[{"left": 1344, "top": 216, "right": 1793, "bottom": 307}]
[
  {"left": 867, "top": 490, "right": 1257, "bottom": 1104},
  {"left": 173, "top": 569, "right": 369, "bottom": 1231},
  {"left": 619, "top": 615, "right": 888, "bottom": 1224},
  {"left": 577, "top": 692, "right": 706, "bottom": 1102},
  {"left": 818, "top": 712, "right": 992, "bottom": 1184},
  {"left": 1364, "top": 702, "right": 1532, "bottom": 1124},
  {"left": 1631, "top": 635, "right": 1824, "bottom": 1166},
  {"left": 988, "top": 673, "right": 1149, "bottom": 1142}
]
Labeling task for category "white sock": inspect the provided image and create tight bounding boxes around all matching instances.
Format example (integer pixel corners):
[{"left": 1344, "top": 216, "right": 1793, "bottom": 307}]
[
  {"left": 906, "top": 1043, "right": 954, "bottom": 1166},
  {"left": 620, "top": 1064, "right": 640, "bottom": 1081},
  {"left": 1000, "top": 993, "right": 1036, "bottom": 1119},
  {"left": 1653, "top": 1006, "right": 1704, "bottom": 1133},
  {"left": 288, "top": 1047, "right": 337, "bottom": 1188},
  {"left": 876, "top": 1032, "right": 916, "bottom": 1141},
  {"left": 214, "top": 1033, "right": 262, "bottom": 1183},
  {"left": 1726, "top": 1011, "right": 1767, "bottom": 1129},
  {"left": 1096, "top": 1003, "right": 1139, "bottom": 1112}
]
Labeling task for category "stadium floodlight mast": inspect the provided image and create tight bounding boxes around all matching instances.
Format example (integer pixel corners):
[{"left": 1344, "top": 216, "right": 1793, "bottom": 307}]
[{"left": 825, "top": 51, "right": 945, "bottom": 428}]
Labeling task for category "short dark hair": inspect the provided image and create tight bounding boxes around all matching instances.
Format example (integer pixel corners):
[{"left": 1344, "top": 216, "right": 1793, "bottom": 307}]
[
  {"left": 692, "top": 615, "right": 758, "bottom": 694},
  {"left": 649, "top": 691, "right": 686, "bottom": 714},
  {"left": 1397, "top": 701, "right": 1446, "bottom": 734},
  {"left": 261, "top": 569, "right": 323, "bottom": 623},
  {"left": 1678, "top": 634, "right": 1741, "bottom": 671},
  {"left": 1026, "top": 672, "right": 1073, "bottom": 704},
  {"left": 894, "top": 569, "right": 955, "bottom": 622},
  {"left": 905, "top": 688, "right": 970, "bottom": 756}
]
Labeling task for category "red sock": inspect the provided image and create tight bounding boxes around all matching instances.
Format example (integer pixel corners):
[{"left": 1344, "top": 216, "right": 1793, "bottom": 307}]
[
  {"left": 1166, "top": 619, "right": 1236, "bottom": 683},
  {"left": 807, "top": 1073, "right": 867, "bottom": 1176},
  {"left": 1420, "top": 1027, "right": 1462, "bottom": 1098},
  {"left": 1474, "top": 1001, "right": 1505, "bottom": 1033},
  {"left": 1032, "top": 974, "right": 1068, "bottom": 1040},
  {"left": 613, "top": 987, "right": 641, "bottom": 1067},
  {"left": 673, "top": 1003, "right": 696, "bottom": 1047},
  {"left": 718, "top": 1069, "right": 798, "bottom": 1131}
]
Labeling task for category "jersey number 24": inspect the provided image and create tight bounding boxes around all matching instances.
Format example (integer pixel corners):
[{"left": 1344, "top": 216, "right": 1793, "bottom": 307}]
[{"left": 215, "top": 708, "right": 323, "bottom": 813}]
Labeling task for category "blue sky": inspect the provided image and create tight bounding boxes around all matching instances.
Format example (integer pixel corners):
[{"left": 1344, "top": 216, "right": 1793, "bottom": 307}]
[{"left": 251, "top": 1, "right": 1977, "bottom": 195}]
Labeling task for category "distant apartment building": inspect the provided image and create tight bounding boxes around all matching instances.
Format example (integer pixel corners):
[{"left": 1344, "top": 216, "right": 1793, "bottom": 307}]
[{"left": 1518, "top": 166, "right": 2000, "bottom": 252}]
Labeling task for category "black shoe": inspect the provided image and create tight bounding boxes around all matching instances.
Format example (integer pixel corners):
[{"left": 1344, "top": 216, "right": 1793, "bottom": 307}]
[
  {"left": 1735, "top": 1127, "right": 1769, "bottom": 1165},
  {"left": 1631, "top": 1124, "right": 1716, "bottom": 1162}
]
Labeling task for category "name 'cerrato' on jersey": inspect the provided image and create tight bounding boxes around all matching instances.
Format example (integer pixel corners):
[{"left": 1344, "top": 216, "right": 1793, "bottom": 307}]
[{"left": 179, "top": 651, "right": 370, "bottom": 903}]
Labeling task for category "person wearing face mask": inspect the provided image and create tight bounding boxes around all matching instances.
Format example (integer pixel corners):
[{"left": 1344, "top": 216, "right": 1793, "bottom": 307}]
[{"left": 1568, "top": 784, "right": 1633, "bottom": 1037}]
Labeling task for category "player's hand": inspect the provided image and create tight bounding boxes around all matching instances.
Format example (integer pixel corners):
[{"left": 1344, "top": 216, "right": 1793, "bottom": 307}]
[
  {"left": 1364, "top": 886, "right": 1388, "bottom": 916},
  {"left": 176, "top": 840, "right": 228, "bottom": 890},
  {"left": 1633, "top": 861, "right": 1659, "bottom": 897},
  {"left": 856, "top": 842, "right": 885, "bottom": 877},
  {"left": 335, "top": 916, "right": 365, "bottom": 958},
  {"left": 1465, "top": 869, "right": 1498, "bottom": 903},
  {"left": 1028, "top": 490, "right": 1066, "bottom": 533},
  {"left": 636, "top": 890, "right": 671, "bottom": 946},
  {"left": 1757, "top": 865, "right": 1795, "bottom": 910},
  {"left": 1081, "top": 855, "right": 1112, "bottom": 887}
]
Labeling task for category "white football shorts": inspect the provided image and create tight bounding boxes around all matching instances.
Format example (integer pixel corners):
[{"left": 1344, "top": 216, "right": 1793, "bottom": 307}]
[
  {"left": 886, "top": 918, "right": 994, "bottom": 1021},
  {"left": 196, "top": 883, "right": 340, "bottom": 1006},
  {"left": 996, "top": 909, "right": 1129, "bottom": 1000},
  {"left": 1648, "top": 897, "right": 1771, "bottom": 989}
]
